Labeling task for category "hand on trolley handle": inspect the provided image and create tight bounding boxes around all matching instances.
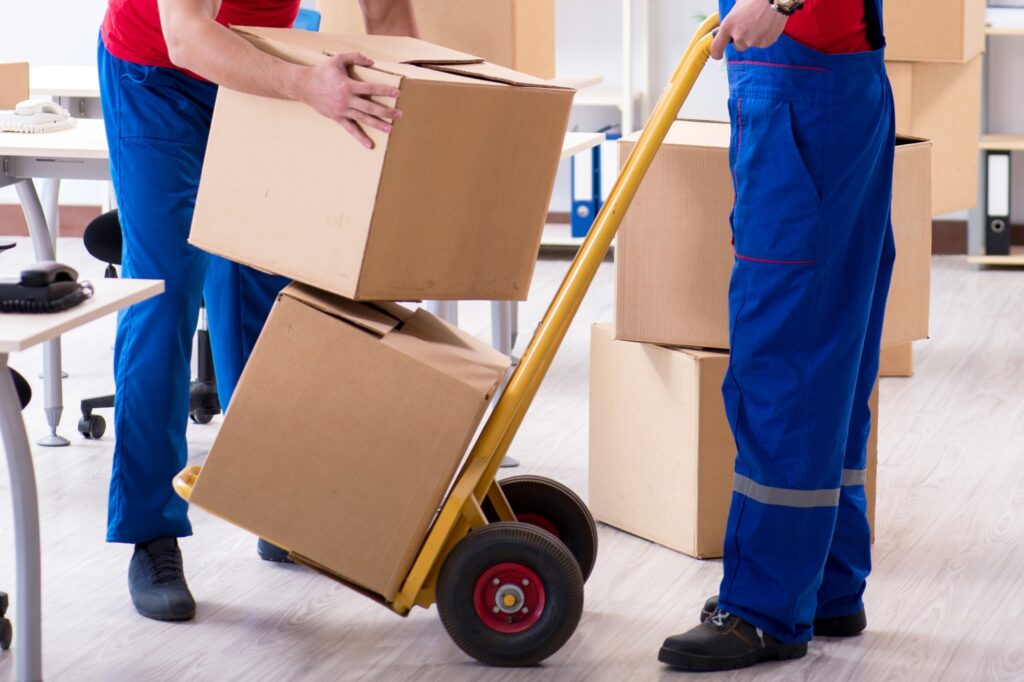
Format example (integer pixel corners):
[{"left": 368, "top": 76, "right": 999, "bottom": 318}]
[{"left": 172, "top": 15, "right": 721, "bottom": 669}]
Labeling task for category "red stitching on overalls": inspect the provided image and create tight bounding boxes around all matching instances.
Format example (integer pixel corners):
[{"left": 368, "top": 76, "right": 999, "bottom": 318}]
[
  {"left": 735, "top": 252, "right": 816, "bottom": 265},
  {"left": 729, "top": 61, "right": 827, "bottom": 72}
]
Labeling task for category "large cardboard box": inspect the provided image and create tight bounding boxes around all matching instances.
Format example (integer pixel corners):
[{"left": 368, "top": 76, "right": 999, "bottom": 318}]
[
  {"left": 887, "top": 56, "right": 982, "bottom": 216},
  {"left": 0, "top": 62, "right": 29, "bottom": 109},
  {"left": 318, "top": 0, "right": 556, "bottom": 79},
  {"left": 589, "top": 324, "right": 880, "bottom": 557},
  {"left": 614, "top": 120, "right": 932, "bottom": 350},
  {"left": 880, "top": 342, "right": 914, "bottom": 377},
  {"left": 189, "top": 284, "right": 509, "bottom": 601},
  {"left": 190, "top": 27, "right": 573, "bottom": 301},
  {"left": 884, "top": 0, "right": 986, "bottom": 63}
]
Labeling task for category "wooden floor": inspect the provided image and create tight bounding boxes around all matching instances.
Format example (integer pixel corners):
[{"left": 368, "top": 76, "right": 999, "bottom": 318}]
[{"left": 1, "top": 239, "right": 1023, "bottom": 681}]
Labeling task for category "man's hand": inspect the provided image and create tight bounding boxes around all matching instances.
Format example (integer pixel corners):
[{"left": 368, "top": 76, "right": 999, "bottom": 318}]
[
  {"left": 295, "top": 54, "right": 402, "bottom": 150},
  {"left": 711, "top": 0, "right": 789, "bottom": 60}
]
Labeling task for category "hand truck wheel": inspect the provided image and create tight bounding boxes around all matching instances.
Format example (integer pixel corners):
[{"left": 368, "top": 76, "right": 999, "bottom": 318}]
[
  {"left": 436, "top": 522, "right": 584, "bottom": 667},
  {"left": 484, "top": 475, "right": 598, "bottom": 582},
  {"left": 78, "top": 414, "right": 106, "bottom": 440}
]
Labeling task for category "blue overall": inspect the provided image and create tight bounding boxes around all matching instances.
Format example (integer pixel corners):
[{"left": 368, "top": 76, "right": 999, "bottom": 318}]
[
  {"left": 715, "top": 0, "right": 895, "bottom": 643},
  {"left": 98, "top": 38, "right": 289, "bottom": 543}
]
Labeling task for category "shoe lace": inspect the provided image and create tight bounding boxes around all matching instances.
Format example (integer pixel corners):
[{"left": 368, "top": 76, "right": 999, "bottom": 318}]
[
  {"left": 149, "top": 546, "right": 185, "bottom": 585},
  {"left": 709, "top": 608, "right": 732, "bottom": 629}
]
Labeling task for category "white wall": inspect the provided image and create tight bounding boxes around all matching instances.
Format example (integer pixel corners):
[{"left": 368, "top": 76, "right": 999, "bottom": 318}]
[{"left": 2, "top": 1, "right": 1022, "bottom": 222}]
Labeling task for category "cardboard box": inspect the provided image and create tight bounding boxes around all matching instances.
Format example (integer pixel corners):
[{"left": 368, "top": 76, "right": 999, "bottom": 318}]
[
  {"left": 189, "top": 284, "right": 509, "bottom": 602},
  {"left": 0, "top": 62, "right": 29, "bottom": 109},
  {"left": 884, "top": 0, "right": 986, "bottom": 63},
  {"left": 190, "top": 27, "right": 573, "bottom": 301},
  {"left": 880, "top": 342, "right": 914, "bottom": 377},
  {"left": 614, "top": 120, "right": 931, "bottom": 350},
  {"left": 589, "top": 324, "right": 734, "bottom": 559},
  {"left": 318, "top": 0, "right": 556, "bottom": 79},
  {"left": 589, "top": 324, "right": 881, "bottom": 557},
  {"left": 887, "top": 56, "right": 982, "bottom": 216}
]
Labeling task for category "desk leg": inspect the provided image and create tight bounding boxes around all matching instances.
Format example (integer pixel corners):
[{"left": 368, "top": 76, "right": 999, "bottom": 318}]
[
  {"left": 490, "top": 301, "right": 514, "bottom": 356},
  {"left": 0, "top": 354, "right": 44, "bottom": 682},
  {"left": 40, "top": 180, "right": 60, "bottom": 253},
  {"left": 14, "top": 181, "right": 68, "bottom": 447}
]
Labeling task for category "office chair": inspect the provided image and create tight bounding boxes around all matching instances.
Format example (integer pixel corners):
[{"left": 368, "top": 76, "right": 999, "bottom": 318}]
[{"left": 78, "top": 210, "right": 221, "bottom": 439}]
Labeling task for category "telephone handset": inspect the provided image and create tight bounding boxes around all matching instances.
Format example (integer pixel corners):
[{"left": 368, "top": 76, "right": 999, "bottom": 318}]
[
  {"left": 0, "top": 99, "right": 76, "bottom": 133},
  {"left": 15, "top": 100, "right": 71, "bottom": 118},
  {"left": 0, "top": 261, "right": 93, "bottom": 313}
]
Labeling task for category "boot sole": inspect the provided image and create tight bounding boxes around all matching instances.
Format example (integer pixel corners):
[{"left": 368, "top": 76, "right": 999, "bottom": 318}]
[
  {"left": 133, "top": 604, "right": 196, "bottom": 622},
  {"left": 658, "top": 641, "right": 808, "bottom": 672}
]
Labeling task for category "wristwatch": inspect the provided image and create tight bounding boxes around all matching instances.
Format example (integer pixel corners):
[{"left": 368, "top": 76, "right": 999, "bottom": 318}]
[{"left": 769, "top": 0, "right": 805, "bottom": 16}]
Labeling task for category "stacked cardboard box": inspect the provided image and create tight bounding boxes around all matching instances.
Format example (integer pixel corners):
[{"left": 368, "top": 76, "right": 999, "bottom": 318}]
[
  {"left": 183, "top": 28, "right": 574, "bottom": 601},
  {"left": 590, "top": 119, "right": 929, "bottom": 558},
  {"left": 0, "top": 63, "right": 29, "bottom": 108},
  {"left": 884, "top": 0, "right": 986, "bottom": 217}
]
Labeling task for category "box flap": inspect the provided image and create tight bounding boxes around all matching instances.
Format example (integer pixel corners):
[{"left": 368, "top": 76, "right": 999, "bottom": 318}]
[
  {"left": 423, "top": 62, "right": 573, "bottom": 90},
  {"left": 281, "top": 283, "right": 409, "bottom": 337},
  {"left": 622, "top": 119, "right": 730, "bottom": 148}
]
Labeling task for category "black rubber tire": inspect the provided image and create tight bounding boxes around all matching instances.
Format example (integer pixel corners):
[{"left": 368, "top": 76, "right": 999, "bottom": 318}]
[
  {"left": 0, "top": 618, "right": 11, "bottom": 651},
  {"left": 78, "top": 414, "right": 106, "bottom": 440},
  {"left": 484, "top": 476, "right": 598, "bottom": 582},
  {"left": 436, "top": 522, "right": 584, "bottom": 667},
  {"left": 190, "top": 410, "right": 214, "bottom": 425}
]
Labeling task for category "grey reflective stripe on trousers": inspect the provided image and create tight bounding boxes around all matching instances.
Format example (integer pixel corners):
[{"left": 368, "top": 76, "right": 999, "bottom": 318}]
[
  {"left": 841, "top": 468, "right": 867, "bottom": 486},
  {"left": 733, "top": 469, "right": 868, "bottom": 508}
]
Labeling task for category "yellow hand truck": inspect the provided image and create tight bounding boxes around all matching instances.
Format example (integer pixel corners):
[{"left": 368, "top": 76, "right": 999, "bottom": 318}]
[{"left": 174, "top": 15, "right": 719, "bottom": 668}]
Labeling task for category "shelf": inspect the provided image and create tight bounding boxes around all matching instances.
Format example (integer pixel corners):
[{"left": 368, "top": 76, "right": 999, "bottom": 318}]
[
  {"left": 986, "top": 7, "right": 1024, "bottom": 35},
  {"left": 560, "top": 132, "right": 605, "bottom": 160},
  {"left": 574, "top": 86, "right": 645, "bottom": 109},
  {"left": 979, "top": 134, "right": 1024, "bottom": 151},
  {"left": 967, "top": 245, "right": 1024, "bottom": 266}
]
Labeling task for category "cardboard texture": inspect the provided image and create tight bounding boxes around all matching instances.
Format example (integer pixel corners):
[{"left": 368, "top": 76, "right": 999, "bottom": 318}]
[
  {"left": 318, "top": 0, "right": 556, "bottom": 79},
  {"left": 887, "top": 56, "right": 982, "bottom": 216},
  {"left": 880, "top": 342, "right": 914, "bottom": 378},
  {"left": 190, "top": 27, "right": 573, "bottom": 302},
  {"left": 884, "top": 0, "right": 986, "bottom": 63},
  {"left": 589, "top": 324, "right": 881, "bottom": 557},
  {"left": 615, "top": 120, "right": 931, "bottom": 351},
  {"left": 189, "top": 284, "right": 509, "bottom": 602},
  {"left": 0, "top": 62, "right": 29, "bottom": 109},
  {"left": 589, "top": 324, "right": 734, "bottom": 559}
]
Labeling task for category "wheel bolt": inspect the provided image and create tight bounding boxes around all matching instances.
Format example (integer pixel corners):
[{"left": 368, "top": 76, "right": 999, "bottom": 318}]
[
  {"left": 493, "top": 607, "right": 500, "bottom": 614},
  {"left": 492, "top": 578, "right": 500, "bottom": 585},
  {"left": 522, "top": 579, "right": 530, "bottom": 586},
  {"left": 522, "top": 607, "right": 529, "bottom": 614}
]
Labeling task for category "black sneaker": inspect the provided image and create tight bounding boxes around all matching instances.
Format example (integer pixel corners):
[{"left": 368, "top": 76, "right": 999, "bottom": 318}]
[
  {"left": 659, "top": 609, "right": 807, "bottom": 672},
  {"left": 701, "top": 596, "right": 867, "bottom": 638},
  {"left": 128, "top": 537, "right": 196, "bottom": 621},
  {"left": 257, "top": 538, "right": 293, "bottom": 564}
]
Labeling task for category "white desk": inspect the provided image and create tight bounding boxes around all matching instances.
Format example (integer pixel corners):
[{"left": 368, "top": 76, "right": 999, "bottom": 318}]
[
  {"left": 29, "top": 66, "right": 102, "bottom": 119},
  {"left": 0, "top": 120, "right": 111, "bottom": 445},
  {"left": 0, "top": 278, "right": 163, "bottom": 682}
]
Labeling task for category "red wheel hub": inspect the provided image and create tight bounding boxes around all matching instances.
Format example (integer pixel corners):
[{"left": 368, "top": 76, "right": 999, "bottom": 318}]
[
  {"left": 473, "top": 562, "right": 546, "bottom": 634},
  {"left": 517, "top": 512, "right": 560, "bottom": 539}
]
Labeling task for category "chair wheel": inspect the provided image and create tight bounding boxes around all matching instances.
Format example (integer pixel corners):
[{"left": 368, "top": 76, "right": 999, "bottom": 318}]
[
  {"left": 190, "top": 410, "right": 214, "bottom": 425},
  {"left": 484, "top": 475, "right": 598, "bottom": 582},
  {"left": 436, "top": 522, "right": 584, "bottom": 667},
  {"left": 78, "top": 414, "right": 106, "bottom": 440},
  {"left": 0, "top": 618, "right": 10, "bottom": 651}
]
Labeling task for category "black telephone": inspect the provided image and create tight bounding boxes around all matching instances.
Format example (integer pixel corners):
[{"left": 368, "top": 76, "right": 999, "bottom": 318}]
[{"left": 0, "top": 261, "right": 93, "bottom": 313}]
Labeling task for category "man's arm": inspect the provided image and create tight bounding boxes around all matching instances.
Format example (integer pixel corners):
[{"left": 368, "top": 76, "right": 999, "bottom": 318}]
[
  {"left": 359, "top": 0, "right": 419, "bottom": 37},
  {"left": 158, "top": 0, "right": 406, "bottom": 148}
]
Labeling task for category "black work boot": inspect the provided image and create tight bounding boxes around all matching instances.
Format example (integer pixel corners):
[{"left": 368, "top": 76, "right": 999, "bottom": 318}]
[
  {"left": 257, "top": 538, "right": 293, "bottom": 564},
  {"left": 701, "top": 596, "right": 867, "bottom": 638},
  {"left": 659, "top": 609, "right": 807, "bottom": 672},
  {"left": 128, "top": 537, "right": 196, "bottom": 621}
]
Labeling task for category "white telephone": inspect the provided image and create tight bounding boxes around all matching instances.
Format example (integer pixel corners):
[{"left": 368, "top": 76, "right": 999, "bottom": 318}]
[{"left": 0, "top": 99, "right": 76, "bottom": 134}]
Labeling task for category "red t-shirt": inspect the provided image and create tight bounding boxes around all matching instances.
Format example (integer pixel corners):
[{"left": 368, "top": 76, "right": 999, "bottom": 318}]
[
  {"left": 102, "top": 0, "right": 301, "bottom": 73},
  {"left": 784, "top": 0, "right": 873, "bottom": 54}
]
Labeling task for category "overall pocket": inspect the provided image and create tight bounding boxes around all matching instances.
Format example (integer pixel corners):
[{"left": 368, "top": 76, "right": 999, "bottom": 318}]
[{"left": 729, "top": 94, "right": 825, "bottom": 264}]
